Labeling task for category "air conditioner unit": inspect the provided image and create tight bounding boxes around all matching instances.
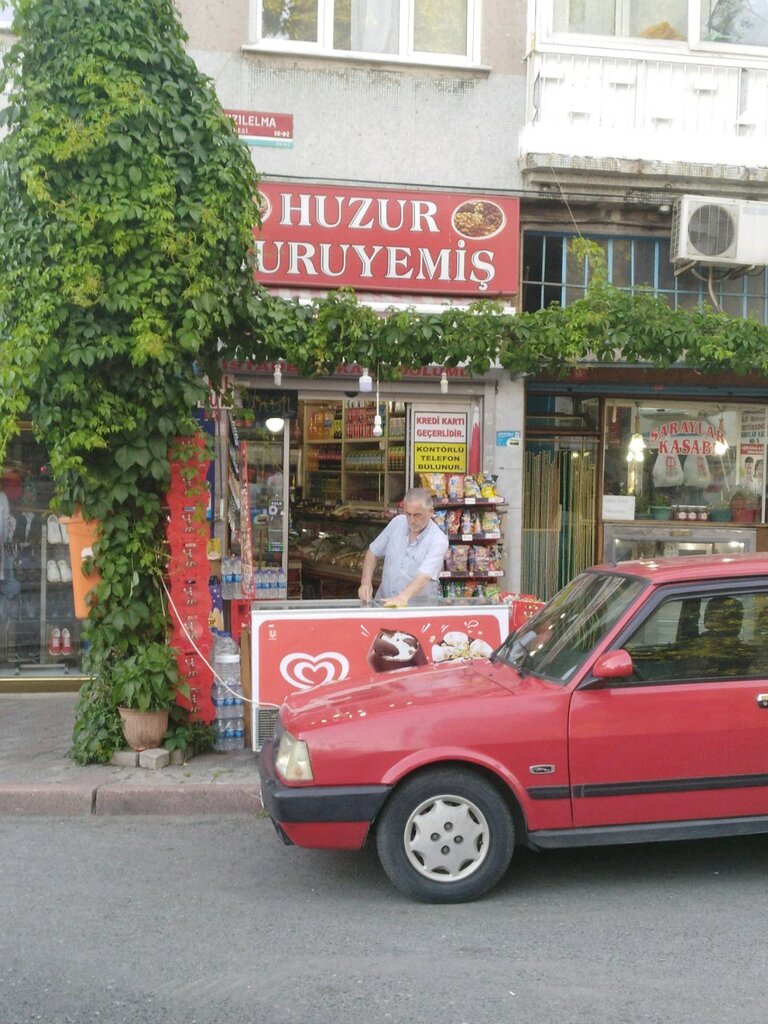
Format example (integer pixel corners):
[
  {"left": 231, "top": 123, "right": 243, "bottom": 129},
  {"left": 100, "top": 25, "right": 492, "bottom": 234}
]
[{"left": 671, "top": 195, "right": 768, "bottom": 267}]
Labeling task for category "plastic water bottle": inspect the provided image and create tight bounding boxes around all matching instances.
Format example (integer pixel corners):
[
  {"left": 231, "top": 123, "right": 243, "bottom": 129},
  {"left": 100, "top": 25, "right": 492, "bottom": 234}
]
[
  {"left": 232, "top": 557, "right": 243, "bottom": 600},
  {"left": 220, "top": 556, "right": 232, "bottom": 600},
  {"left": 277, "top": 567, "right": 287, "bottom": 600},
  {"left": 213, "top": 632, "right": 243, "bottom": 751},
  {"left": 214, "top": 717, "right": 228, "bottom": 753},
  {"left": 232, "top": 715, "right": 245, "bottom": 750}
]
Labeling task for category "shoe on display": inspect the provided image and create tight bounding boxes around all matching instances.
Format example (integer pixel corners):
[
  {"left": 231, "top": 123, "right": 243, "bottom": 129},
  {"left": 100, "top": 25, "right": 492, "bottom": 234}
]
[
  {"left": 59, "top": 519, "right": 69, "bottom": 543},
  {"left": 61, "top": 628, "right": 72, "bottom": 656},
  {"left": 49, "top": 628, "right": 61, "bottom": 657},
  {"left": 58, "top": 559, "right": 72, "bottom": 583},
  {"left": 47, "top": 514, "right": 62, "bottom": 545},
  {"left": 46, "top": 559, "right": 61, "bottom": 583}
]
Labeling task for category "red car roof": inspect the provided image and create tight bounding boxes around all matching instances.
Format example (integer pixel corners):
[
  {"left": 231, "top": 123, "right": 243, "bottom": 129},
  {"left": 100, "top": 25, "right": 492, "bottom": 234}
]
[{"left": 589, "top": 552, "right": 768, "bottom": 585}]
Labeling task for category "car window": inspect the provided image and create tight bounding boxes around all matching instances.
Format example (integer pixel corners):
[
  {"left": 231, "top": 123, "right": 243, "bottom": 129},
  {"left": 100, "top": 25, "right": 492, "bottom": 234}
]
[
  {"left": 494, "top": 571, "right": 645, "bottom": 684},
  {"left": 622, "top": 589, "right": 768, "bottom": 684}
]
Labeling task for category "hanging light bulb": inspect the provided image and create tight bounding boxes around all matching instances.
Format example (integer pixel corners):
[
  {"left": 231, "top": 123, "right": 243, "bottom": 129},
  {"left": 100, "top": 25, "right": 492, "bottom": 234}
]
[
  {"left": 440, "top": 369, "right": 448, "bottom": 394},
  {"left": 372, "top": 372, "right": 383, "bottom": 437},
  {"left": 627, "top": 408, "right": 645, "bottom": 462},
  {"left": 714, "top": 413, "right": 729, "bottom": 455},
  {"left": 273, "top": 360, "right": 282, "bottom": 386},
  {"left": 359, "top": 367, "right": 372, "bottom": 393}
]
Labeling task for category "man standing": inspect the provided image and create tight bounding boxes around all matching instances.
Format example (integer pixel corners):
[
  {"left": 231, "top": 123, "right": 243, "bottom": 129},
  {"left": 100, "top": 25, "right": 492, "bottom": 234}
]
[{"left": 358, "top": 487, "right": 449, "bottom": 606}]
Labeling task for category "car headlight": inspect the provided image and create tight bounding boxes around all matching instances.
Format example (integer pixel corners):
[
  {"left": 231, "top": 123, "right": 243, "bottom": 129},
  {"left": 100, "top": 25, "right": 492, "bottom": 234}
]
[{"left": 274, "top": 729, "right": 314, "bottom": 782}]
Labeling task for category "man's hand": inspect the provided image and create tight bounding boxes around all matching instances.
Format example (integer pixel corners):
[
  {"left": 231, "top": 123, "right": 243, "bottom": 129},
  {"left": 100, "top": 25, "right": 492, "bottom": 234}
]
[{"left": 358, "top": 581, "right": 374, "bottom": 603}]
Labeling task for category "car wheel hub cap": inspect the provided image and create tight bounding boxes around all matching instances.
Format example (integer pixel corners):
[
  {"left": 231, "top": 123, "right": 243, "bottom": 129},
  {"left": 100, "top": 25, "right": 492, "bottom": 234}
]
[{"left": 404, "top": 794, "right": 489, "bottom": 883}]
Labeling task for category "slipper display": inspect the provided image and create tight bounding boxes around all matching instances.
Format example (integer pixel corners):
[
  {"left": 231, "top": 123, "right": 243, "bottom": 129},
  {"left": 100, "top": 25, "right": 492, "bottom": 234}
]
[
  {"left": 58, "top": 559, "right": 72, "bottom": 583},
  {"left": 61, "top": 628, "right": 72, "bottom": 656},
  {"left": 46, "top": 559, "right": 61, "bottom": 583},
  {"left": 49, "top": 628, "right": 61, "bottom": 657},
  {"left": 46, "top": 514, "right": 62, "bottom": 545}
]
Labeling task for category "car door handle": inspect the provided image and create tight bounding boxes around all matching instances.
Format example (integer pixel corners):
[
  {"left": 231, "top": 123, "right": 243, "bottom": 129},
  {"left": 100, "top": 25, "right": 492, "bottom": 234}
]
[{"left": 757, "top": 694, "right": 768, "bottom": 708}]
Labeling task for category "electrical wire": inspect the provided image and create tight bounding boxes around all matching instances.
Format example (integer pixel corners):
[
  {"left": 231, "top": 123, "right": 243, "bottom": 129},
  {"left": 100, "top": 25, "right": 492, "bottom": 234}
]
[{"left": 161, "top": 576, "right": 282, "bottom": 710}]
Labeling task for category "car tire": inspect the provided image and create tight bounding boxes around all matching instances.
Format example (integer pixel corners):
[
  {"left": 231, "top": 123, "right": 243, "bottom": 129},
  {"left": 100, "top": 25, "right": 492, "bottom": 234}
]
[{"left": 375, "top": 767, "right": 515, "bottom": 903}]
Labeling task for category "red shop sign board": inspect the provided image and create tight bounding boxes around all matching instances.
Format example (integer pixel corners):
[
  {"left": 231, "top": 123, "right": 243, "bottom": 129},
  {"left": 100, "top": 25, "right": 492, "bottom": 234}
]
[
  {"left": 254, "top": 182, "right": 520, "bottom": 298},
  {"left": 250, "top": 604, "right": 509, "bottom": 711}
]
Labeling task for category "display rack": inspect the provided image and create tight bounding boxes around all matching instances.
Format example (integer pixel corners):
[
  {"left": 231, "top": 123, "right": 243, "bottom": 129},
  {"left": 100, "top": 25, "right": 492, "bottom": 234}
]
[
  {"left": 435, "top": 498, "right": 506, "bottom": 597},
  {"left": 302, "top": 399, "right": 406, "bottom": 509}
]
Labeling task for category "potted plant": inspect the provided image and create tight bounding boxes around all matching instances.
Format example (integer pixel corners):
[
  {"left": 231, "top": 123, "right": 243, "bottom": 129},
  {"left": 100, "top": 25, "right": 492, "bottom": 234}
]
[
  {"left": 730, "top": 487, "right": 760, "bottom": 524},
  {"left": 634, "top": 494, "right": 651, "bottom": 519},
  {"left": 650, "top": 493, "right": 672, "bottom": 520},
  {"left": 111, "top": 641, "right": 188, "bottom": 751},
  {"left": 709, "top": 499, "right": 733, "bottom": 523}
]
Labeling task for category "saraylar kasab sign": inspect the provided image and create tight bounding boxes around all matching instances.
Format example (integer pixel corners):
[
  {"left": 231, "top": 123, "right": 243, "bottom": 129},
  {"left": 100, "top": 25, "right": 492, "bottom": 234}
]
[{"left": 253, "top": 182, "right": 520, "bottom": 297}]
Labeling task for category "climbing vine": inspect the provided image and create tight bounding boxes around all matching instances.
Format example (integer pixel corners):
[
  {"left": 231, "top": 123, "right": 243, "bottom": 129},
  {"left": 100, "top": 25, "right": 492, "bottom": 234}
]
[
  {"left": 230, "top": 237, "right": 768, "bottom": 380},
  {"left": 0, "top": 0, "right": 260, "bottom": 762}
]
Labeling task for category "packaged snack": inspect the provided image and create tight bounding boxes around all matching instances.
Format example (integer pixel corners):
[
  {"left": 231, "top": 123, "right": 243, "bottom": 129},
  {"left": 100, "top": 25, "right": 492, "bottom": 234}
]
[
  {"left": 433, "top": 508, "right": 448, "bottom": 532},
  {"left": 479, "top": 474, "right": 499, "bottom": 499},
  {"left": 471, "top": 512, "right": 483, "bottom": 534},
  {"left": 447, "top": 544, "right": 470, "bottom": 574},
  {"left": 470, "top": 546, "right": 492, "bottom": 574},
  {"left": 480, "top": 510, "right": 500, "bottom": 533},
  {"left": 463, "top": 474, "right": 482, "bottom": 498},
  {"left": 420, "top": 473, "right": 447, "bottom": 500},
  {"left": 447, "top": 474, "right": 464, "bottom": 501},
  {"left": 445, "top": 509, "right": 462, "bottom": 535},
  {"left": 461, "top": 511, "right": 473, "bottom": 534}
]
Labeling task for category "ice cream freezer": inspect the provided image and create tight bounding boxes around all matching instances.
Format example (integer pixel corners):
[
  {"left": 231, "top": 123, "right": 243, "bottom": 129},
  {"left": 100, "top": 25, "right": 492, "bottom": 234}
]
[{"left": 249, "top": 599, "right": 511, "bottom": 749}]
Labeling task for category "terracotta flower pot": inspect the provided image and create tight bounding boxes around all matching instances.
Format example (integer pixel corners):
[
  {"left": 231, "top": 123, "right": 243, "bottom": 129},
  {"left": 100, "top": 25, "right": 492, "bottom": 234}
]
[{"left": 118, "top": 707, "right": 169, "bottom": 752}]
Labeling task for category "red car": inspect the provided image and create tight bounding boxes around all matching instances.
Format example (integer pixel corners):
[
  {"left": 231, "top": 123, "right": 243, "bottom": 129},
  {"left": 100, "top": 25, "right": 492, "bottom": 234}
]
[{"left": 260, "top": 554, "right": 768, "bottom": 902}]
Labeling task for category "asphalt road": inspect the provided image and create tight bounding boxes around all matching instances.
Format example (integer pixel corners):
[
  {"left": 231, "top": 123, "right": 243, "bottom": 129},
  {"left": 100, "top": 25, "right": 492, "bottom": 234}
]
[{"left": 1, "top": 816, "right": 766, "bottom": 1024}]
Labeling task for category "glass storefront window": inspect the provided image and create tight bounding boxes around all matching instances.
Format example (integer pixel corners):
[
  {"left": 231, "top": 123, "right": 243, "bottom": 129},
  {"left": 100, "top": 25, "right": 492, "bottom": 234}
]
[
  {"left": 603, "top": 401, "right": 767, "bottom": 523},
  {"left": 1, "top": 429, "right": 85, "bottom": 679}
]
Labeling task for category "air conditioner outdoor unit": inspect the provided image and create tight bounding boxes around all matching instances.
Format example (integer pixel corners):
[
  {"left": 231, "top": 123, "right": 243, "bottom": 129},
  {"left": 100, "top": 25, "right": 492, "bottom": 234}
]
[{"left": 671, "top": 195, "right": 768, "bottom": 267}]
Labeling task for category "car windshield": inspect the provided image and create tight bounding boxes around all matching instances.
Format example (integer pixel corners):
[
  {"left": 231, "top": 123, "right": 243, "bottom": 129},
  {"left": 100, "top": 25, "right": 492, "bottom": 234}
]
[{"left": 493, "top": 571, "right": 646, "bottom": 684}]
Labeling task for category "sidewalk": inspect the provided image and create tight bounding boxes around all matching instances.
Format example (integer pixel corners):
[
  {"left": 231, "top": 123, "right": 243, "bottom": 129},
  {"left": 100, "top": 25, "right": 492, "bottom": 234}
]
[{"left": 0, "top": 692, "right": 263, "bottom": 816}]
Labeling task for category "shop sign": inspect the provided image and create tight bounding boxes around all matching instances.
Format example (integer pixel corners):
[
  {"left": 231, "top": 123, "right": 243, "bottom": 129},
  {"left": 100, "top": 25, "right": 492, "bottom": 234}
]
[
  {"left": 253, "top": 182, "right": 520, "bottom": 297},
  {"left": 648, "top": 418, "right": 725, "bottom": 455},
  {"left": 240, "top": 388, "right": 298, "bottom": 426},
  {"left": 251, "top": 606, "right": 509, "bottom": 708},
  {"left": 496, "top": 430, "right": 521, "bottom": 447},
  {"left": 224, "top": 109, "right": 293, "bottom": 147},
  {"left": 413, "top": 411, "right": 468, "bottom": 473}
]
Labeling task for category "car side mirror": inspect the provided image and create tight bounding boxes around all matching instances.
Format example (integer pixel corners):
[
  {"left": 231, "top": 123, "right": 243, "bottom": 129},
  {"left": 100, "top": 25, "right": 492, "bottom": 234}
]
[{"left": 591, "top": 649, "right": 634, "bottom": 680}]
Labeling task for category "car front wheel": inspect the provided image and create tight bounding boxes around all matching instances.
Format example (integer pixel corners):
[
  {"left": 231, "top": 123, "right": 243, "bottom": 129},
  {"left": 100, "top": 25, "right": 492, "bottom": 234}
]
[{"left": 375, "top": 767, "right": 515, "bottom": 903}]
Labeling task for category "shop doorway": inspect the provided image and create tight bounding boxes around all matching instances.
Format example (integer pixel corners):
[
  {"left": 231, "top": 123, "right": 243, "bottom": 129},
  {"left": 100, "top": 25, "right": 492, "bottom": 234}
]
[{"left": 522, "top": 399, "right": 600, "bottom": 601}]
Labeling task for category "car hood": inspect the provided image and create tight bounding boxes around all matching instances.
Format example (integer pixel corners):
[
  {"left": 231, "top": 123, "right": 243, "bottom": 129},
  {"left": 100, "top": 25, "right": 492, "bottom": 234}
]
[{"left": 280, "top": 659, "right": 536, "bottom": 733}]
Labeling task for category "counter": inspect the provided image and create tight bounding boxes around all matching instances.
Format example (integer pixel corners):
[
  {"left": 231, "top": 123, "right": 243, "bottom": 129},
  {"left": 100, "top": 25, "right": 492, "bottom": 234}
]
[{"left": 250, "top": 598, "right": 510, "bottom": 748}]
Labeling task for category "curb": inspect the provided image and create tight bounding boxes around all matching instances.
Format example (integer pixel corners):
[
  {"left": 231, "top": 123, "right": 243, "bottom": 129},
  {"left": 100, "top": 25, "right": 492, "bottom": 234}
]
[
  {"left": 0, "top": 784, "right": 96, "bottom": 816},
  {"left": 0, "top": 782, "right": 263, "bottom": 817}
]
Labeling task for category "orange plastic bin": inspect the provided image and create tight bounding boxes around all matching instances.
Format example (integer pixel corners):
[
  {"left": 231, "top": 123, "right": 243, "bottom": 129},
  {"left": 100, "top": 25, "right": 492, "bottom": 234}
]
[{"left": 59, "top": 513, "right": 102, "bottom": 619}]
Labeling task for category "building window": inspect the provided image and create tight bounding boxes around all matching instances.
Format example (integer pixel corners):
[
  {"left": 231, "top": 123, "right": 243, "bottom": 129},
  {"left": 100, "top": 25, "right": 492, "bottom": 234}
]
[
  {"left": 704, "top": 0, "right": 768, "bottom": 46},
  {"left": 254, "top": 0, "right": 478, "bottom": 61},
  {"left": 522, "top": 232, "right": 768, "bottom": 323},
  {"left": 553, "top": 0, "right": 688, "bottom": 39},
  {"left": 550, "top": 0, "right": 768, "bottom": 47}
]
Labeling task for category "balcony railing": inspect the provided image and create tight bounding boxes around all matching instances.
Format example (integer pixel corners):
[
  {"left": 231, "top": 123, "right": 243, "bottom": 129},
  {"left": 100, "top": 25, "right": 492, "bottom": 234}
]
[{"left": 520, "top": 50, "right": 768, "bottom": 176}]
